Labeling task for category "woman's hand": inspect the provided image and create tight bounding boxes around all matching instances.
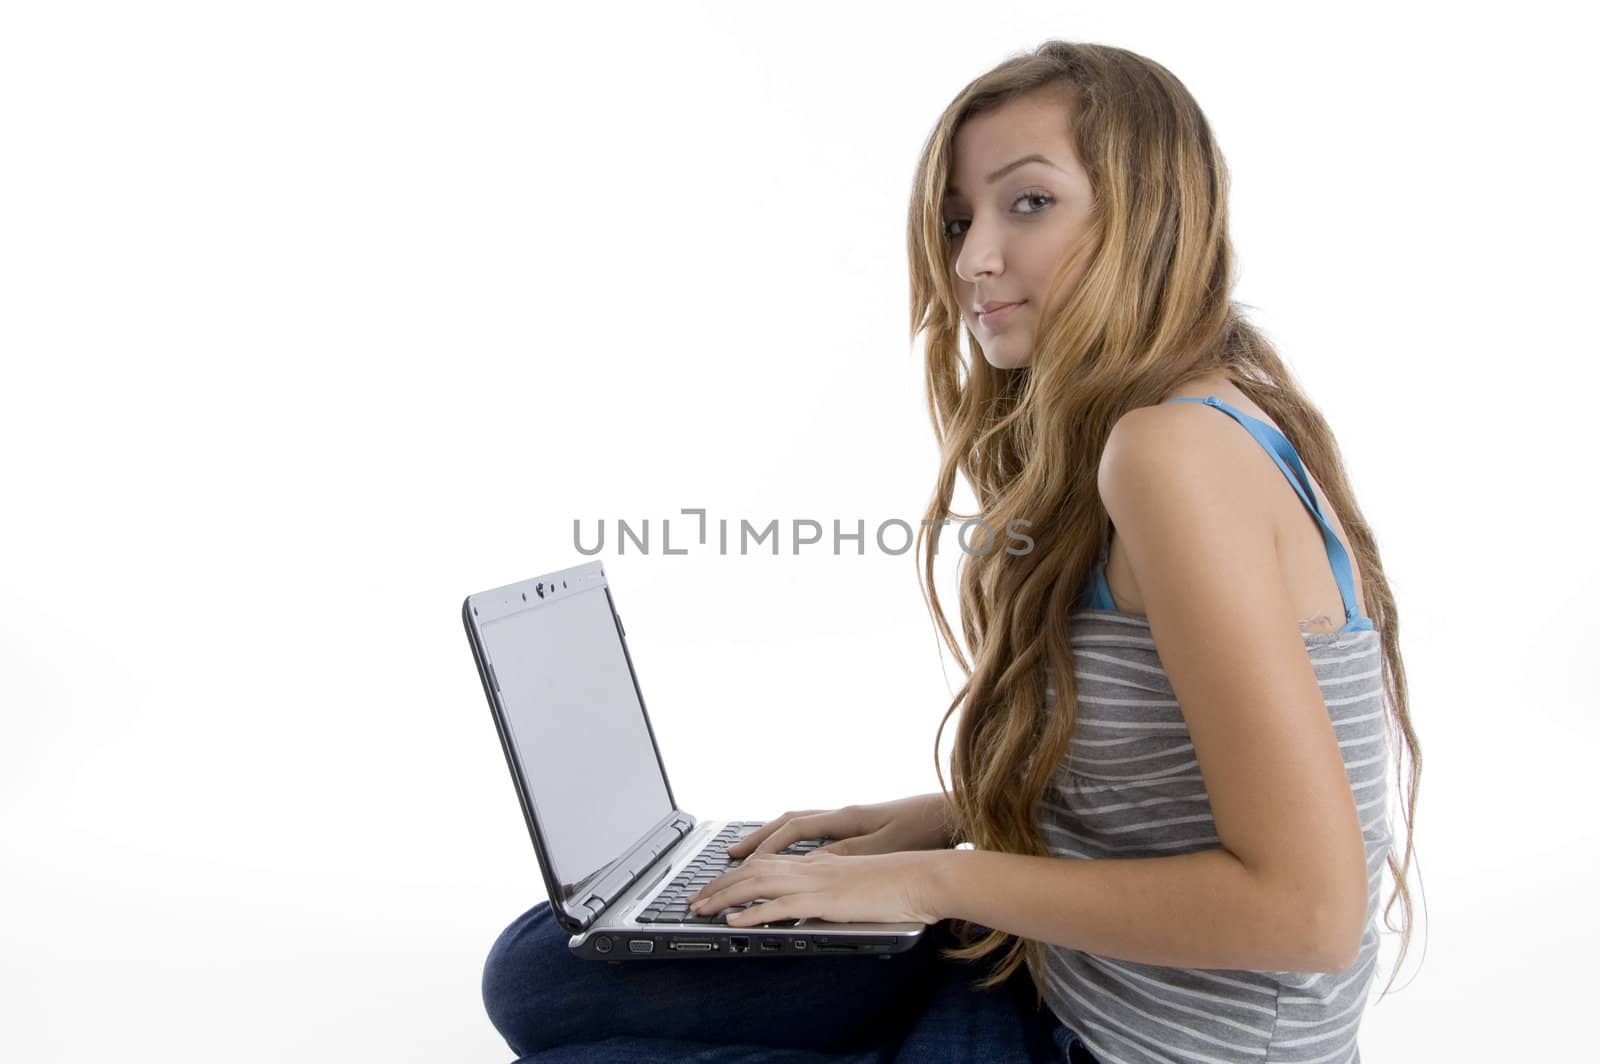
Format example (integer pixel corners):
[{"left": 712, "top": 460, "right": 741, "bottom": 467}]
[
  {"left": 687, "top": 850, "right": 947, "bottom": 927},
  {"left": 727, "top": 794, "right": 957, "bottom": 859}
]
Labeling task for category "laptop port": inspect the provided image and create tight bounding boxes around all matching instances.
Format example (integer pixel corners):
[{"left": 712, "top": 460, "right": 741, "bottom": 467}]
[
  {"left": 759, "top": 938, "right": 781, "bottom": 952},
  {"left": 792, "top": 939, "right": 808, "bottom": 950},
  {"left": 729, "top": 937, "right": 750, "bottom": 953}
]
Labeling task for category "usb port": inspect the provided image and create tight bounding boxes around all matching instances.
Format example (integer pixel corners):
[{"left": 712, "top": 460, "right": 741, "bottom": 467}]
[{"left": 759, "top": 938, "right": 781, "bottom": 952}]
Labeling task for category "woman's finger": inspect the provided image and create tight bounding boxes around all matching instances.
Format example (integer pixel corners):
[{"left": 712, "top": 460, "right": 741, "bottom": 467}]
[
  {"left": 726, "top": 893, "right": 798, "bottom": 926},
  {"left": 694, "top": 860, "right": 803, "bottom": 913},
  {"left": 694, "top": 853, "right": 779, "bottom": 906}
]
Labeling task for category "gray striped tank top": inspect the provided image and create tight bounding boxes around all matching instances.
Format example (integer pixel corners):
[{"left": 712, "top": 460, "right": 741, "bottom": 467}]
[{"left": 1034, "top": 395, "right": 1391, "bottom": 1063}]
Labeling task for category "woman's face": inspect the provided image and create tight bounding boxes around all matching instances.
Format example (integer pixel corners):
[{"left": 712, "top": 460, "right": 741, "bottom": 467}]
[{"left": 943, "top": 91, "right": 1096, "bottom": 370}]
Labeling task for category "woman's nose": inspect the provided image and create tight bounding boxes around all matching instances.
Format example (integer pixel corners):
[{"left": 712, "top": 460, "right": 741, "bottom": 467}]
[{"left": 956, "top": 238, "right": 1002, "bottom": 285}]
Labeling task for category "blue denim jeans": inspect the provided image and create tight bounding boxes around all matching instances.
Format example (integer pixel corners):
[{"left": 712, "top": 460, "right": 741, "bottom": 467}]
[{"left": 483, "top": 901, "right": 1098, "bottom": 1062}]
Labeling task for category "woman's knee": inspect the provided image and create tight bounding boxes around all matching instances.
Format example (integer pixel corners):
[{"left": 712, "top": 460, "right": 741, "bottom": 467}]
[{"left": 482, "top": 901, "right": 566, "bottom": 1053}]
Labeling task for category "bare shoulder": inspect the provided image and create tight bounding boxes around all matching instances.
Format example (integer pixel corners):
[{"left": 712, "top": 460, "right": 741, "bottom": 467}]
[
  {"left": 1100, "top": 400, "right": 1281, "bottom": 532},
  {"left": 1101, "top": 394, "right": 1367, "bottom": 630}
]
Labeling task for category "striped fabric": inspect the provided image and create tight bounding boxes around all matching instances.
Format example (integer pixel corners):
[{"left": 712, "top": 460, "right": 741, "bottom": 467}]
[{"left": 1032, "top": 607, "right": 1391, "bottom": 1064}]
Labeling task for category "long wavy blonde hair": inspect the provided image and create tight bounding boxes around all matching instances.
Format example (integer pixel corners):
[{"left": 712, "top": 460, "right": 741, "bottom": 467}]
[{"left": 907, "top": 41, "right": 1423, "bottom": 1006}]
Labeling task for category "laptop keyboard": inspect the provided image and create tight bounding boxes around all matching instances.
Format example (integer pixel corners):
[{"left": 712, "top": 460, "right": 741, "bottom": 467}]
[{"left": 633, "top": 821, "right": 831, "bottom": 928}]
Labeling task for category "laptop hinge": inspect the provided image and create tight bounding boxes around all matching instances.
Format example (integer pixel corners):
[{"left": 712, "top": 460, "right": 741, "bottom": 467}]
[{"left": 577, "top": 814, "right": 696, "bottom": 923}]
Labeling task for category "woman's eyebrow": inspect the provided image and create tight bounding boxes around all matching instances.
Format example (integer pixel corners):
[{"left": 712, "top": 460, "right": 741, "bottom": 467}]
[{"left": 945, "top": 153, "right": 1064, "bottom": 198}]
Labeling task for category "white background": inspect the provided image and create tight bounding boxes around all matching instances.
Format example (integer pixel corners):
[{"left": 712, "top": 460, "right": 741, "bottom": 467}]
[{"left": 2, "top": 2, "right": 1594, "bottom": 1060}]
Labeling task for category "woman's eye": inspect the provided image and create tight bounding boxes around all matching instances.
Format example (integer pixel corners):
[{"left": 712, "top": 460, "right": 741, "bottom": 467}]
[{"left": 942, "top": 191, "right": 1054, "bottom": 241}]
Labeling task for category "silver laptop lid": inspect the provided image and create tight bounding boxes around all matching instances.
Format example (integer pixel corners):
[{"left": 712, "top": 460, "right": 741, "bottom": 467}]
[{"left": 462, "top": 560, "right": 693, "bottom": 935}]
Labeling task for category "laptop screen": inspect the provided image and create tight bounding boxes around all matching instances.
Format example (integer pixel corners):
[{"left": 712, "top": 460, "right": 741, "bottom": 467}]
[{"left": 475, "top": 582, "right": 672, "bottom": 899}]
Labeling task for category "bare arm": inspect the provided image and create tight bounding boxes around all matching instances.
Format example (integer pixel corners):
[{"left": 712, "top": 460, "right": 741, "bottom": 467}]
[{"left": 929, "top": 847, "right": 1352, "bottom": 973}]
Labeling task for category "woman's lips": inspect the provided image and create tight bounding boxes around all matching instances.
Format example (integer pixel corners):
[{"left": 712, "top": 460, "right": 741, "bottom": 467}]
[{"left": 978, "top": 300, "right": 1024, "bottom": 327}]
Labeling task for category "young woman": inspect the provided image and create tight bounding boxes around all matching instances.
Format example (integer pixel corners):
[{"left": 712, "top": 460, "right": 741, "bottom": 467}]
[{"left": 481, "top": 40, "right": 1422, "bottom": 1064}]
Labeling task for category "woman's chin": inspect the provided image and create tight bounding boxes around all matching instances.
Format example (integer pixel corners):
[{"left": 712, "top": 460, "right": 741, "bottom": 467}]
[{"left": 981, "top": 347, "right": 1032, "bottom": 370}]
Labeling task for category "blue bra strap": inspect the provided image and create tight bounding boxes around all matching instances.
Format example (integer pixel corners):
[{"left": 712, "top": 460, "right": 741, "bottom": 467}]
[{"left": 1166, "top": 396, "right": 1371, "bottom": 632}]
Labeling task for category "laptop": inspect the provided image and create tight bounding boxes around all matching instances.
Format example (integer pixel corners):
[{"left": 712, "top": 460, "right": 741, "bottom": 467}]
[{"left": 461, "top": 559, "right": 929, "bottom": 962}]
